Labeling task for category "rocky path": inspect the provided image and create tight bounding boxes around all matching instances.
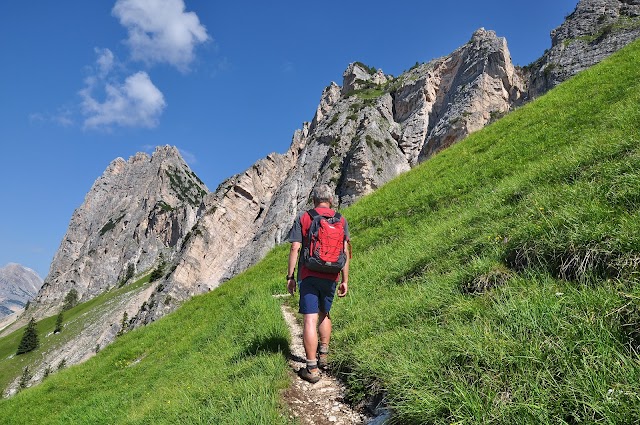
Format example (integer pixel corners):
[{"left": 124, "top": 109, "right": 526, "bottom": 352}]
[{"left": 280, "top": 304, "right": 372, "bottom": 425}]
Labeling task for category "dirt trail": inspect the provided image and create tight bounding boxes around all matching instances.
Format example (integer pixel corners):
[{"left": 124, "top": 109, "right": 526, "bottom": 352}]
[{"left": 279, "top": 304, "right": 387, "bottom": 425}]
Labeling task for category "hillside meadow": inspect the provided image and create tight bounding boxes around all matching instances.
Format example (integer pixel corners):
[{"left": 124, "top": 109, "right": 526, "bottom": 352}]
[{"left": 1, "top": 39, "right": 640, "bottom": 424}]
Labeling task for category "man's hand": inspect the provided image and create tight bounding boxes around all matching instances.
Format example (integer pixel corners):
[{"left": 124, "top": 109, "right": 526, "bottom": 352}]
[
  {"left": 287, "top": 278, "right": 296, "bottom": 296},
  {"left": 337, "top": 281, "right": 348, "bottom": 297}
]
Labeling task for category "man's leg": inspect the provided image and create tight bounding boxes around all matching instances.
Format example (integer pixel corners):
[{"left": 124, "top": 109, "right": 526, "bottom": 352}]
[
  {"left": 300, "top": 313, "right": 321, "bottom": 383},
  {"left": 303, "top": 313, "right": 319, "bottom": 361},
  {"left": 318, "top": 312, "right": 332, "bottom": 346},
  {"left": 317, "top": 312, "right": 331, "bottom": 369}
]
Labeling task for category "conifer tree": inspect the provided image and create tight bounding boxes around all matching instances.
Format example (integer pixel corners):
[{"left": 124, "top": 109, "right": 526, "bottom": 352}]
[
  {"left": 18, "top": 366, "right": 31, "bottom": 390},
  {"left": 116, "top": 312, "right": 129, "bottom": 337},
  {"left": 54, "top": 311, "right": 64, "bottom": 333},
  {"left": 62, "top": 289, "right": 78, "bottom": 311},
  {"left": 43, "top": 365, "right": 52, "bottom": 379},
  {"left": 16, "top": 317, "right": 39, "bottom": 355}
]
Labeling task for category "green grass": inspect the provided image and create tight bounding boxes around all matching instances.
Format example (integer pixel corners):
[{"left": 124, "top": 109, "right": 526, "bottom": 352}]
[
  {"left": 2, "top": 38, "right": 640, "bottom": 424},
  {"left": 0, "top": 274, "right": 153, "bottom": 393},
  {"left": 0, "top": 256, "right": 291, "bottom": 424},
  {"left": 325, "top": 39, "right": 640, "bottom": 423}
]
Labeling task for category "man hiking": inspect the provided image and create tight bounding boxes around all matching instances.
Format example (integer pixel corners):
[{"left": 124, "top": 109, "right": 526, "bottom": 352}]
[{"left": 286, "top": 184, "right": 350, "bottom": 383}]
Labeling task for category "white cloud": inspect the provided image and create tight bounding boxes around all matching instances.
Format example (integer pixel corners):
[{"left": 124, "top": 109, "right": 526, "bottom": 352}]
[
  {"left": 95, "top": 47, "right": 115, "bottom": 78},
  {"left": 112, "top": 0, "right": 209, "bottom": 72},
  {"left": 81, "top": 71, "right": 166, "bottom": 129}
]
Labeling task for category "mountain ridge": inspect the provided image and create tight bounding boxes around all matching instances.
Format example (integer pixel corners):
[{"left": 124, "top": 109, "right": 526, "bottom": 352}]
[{"left": 8, "top": 0, "right": 640, "bottom": 390}]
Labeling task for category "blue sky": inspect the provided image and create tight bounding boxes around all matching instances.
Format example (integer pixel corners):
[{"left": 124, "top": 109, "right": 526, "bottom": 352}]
[{"left": 0, "top": 0, "right": 578, "bottom": 279}]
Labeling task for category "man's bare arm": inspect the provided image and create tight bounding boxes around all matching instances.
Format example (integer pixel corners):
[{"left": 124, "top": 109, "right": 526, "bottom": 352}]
[{"left": 287, "top": 242, "right": 301, "bottom": 295}]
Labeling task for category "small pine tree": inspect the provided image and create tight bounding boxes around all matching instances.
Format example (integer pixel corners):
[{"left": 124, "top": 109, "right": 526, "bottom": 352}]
[
  {"left": 54, "top": 311, "right": 64, "bottom": 333},
  {"left": 18, "top": 366, "right": 32, "bottom": 390},
  {"left": 62, "top": 289, "right": 79, "bottom": 311},
  {"left": 116, "top": 312, "right": 129, "bottom": 337},
  {"left": 149, "top": 262, "right": 165, "bottom": 282},
  {"left": 118, "top": 263, "right": 136, "bottom": 288},
  {"left": 16, "top": 317, "right": 39, "bottom": 355},
  {"left": 43, "top": 365, "right": 52, "bottom": 380}
]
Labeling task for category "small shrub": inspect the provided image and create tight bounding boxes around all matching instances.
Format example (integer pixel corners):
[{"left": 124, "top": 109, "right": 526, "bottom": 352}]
[
  {"left": 54, "top": 311, "right": 64, "bottom": 334},
  {"left": 18, "top": 367, "right": 32, "bottom": 390},
  {"left": 42, "top": 365, "right": 52, "bottom": 380},
  {"left": 57, "top": 359, "right": 67, "bottom": 370},
  {"left": 62, "top": 289, "right": 79, "bottom": 311},
  {"left": 150, "top": 262, "right": 165, "bottom": 282}
]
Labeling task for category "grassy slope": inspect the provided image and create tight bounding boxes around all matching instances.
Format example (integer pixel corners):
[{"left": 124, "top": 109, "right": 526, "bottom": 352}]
[
  {"left": 0, "top": 274, "right": 154, "bottom": 393},
  {"left": 1, "top": 39, "right": 640, "bottom": 424},
  {"left": 0, "top": 259, "right": 291, "bottom": 424},
  {"left": 328, "top": 40, "right": 640, "bottom": 423}
]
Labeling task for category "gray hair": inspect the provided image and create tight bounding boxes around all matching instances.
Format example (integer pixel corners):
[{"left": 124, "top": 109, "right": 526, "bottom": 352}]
[{"left": 312, "top": 184, "right": 335, "bottom": 206}]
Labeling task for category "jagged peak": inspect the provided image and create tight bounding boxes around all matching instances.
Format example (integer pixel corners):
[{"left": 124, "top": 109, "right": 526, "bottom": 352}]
[{"left": 341, "top": 61, "right": 388, "bottom": 96}]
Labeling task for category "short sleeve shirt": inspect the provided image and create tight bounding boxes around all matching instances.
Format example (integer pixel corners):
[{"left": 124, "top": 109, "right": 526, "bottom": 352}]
[{"left": 287, "top": 207, "right": 350, "bottom": 282}]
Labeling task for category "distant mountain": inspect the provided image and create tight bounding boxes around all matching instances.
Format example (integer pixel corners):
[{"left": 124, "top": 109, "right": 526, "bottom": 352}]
[{"left": 0, "top": 263, "right": 42, "bottom": 318}]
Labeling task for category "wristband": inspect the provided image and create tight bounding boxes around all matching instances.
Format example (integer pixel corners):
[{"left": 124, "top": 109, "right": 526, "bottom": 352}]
[{"left": 286, "top": 275, "right": 294, "bottom": 280}]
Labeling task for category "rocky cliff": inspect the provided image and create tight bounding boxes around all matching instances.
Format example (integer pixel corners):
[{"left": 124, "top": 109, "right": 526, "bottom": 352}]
[
  {"left": 133, "top": 28, "right": 526, "bottom": 323},
  {"left": 0, "top": 263, "right": 42, "bottom": 320},
  {"left": 17, "top": 0, "right": 640, "bottom": 383},
  {"left": 29, "top": 146, "right": 207, "bottom": 321},
  {"left": 527, "top": 0, "right": 640, "bottom": 98},
  {"left": 137, "top": 0, "right": 640, "bottom": 322}
]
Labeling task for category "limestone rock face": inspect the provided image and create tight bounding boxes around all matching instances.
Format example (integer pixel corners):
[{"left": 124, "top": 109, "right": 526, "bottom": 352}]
[
  {"left": 341, "top": 62, "right": 389, "bottom": 95},
  {"left": 527, "top": 0, "right": 640, "bottom": 98},
  {"left": 135, "top": 29, "right": 526, "bottom": 323},
  {"left": 394, "top": 28, "right": 525, "bottom": 164},
  {"left": 0, "top": 263, "right": 42, "bottom": 320},
  {"left": 30, "top": 146, "right": 207, "bottom": 321},
  {"left": 133, "top": 145, "right": 301, "bottom": 323}
]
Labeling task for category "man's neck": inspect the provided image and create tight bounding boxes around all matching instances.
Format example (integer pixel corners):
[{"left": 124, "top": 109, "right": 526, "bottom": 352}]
[{"left": 315, "top": 202, "right": 331, "bottom": 209}]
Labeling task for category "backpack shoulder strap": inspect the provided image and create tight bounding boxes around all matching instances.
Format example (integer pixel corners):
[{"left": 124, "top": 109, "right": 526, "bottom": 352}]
[{"left": 307, "top": 209, "right": 320, "bottom": 219}]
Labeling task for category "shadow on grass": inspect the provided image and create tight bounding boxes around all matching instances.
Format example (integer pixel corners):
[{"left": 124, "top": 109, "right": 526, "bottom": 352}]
[{"left": 233, "top": 335, "right": 291, "bottom": 362}]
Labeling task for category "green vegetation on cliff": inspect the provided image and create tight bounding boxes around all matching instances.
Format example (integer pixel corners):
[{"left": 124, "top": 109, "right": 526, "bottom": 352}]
[{"left": 1, "top": 38, "right": 640, "bottom": 424}]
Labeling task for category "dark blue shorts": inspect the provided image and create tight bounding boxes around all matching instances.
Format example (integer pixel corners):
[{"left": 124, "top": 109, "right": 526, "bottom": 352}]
[{"left": 299, "top": 276, "right": 337, "bottom": 314}]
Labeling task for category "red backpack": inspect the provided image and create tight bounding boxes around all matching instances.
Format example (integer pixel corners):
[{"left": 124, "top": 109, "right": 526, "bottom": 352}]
[{"left": 303, "top": 209, "right": 348, "bottom": 273}]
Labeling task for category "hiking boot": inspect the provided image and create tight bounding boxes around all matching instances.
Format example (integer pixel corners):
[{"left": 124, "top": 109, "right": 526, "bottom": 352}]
[
  {"left": 318, "top": 352, "right": 328, "bottom": 370},
  {"left": 299, "top": 367, "right": 321, "bottom": 384},
  {"left": 318, "top": 345, "right": 329, "bottom": 370}
]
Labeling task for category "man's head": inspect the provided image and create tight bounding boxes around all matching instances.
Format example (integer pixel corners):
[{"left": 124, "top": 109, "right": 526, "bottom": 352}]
[{"left": 312, "top": 184, "right": 334, "bottom": 207}]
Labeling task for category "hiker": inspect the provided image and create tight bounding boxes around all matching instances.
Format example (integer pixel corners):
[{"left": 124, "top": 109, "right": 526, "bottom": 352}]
[{"left": 286, "top": 184, "right": 350, "bottom": 383}]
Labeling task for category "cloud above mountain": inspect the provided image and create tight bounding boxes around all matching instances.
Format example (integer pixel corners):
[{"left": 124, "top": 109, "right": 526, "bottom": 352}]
[
  {"left": 113, "top": 0, "right": 210, "bottom": 72},
  {"left": 76, "top": 1, "right": 209, "bottom": 130},
  {"left": 80, "top": 50, "right": 166, "bottom": 130}
]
